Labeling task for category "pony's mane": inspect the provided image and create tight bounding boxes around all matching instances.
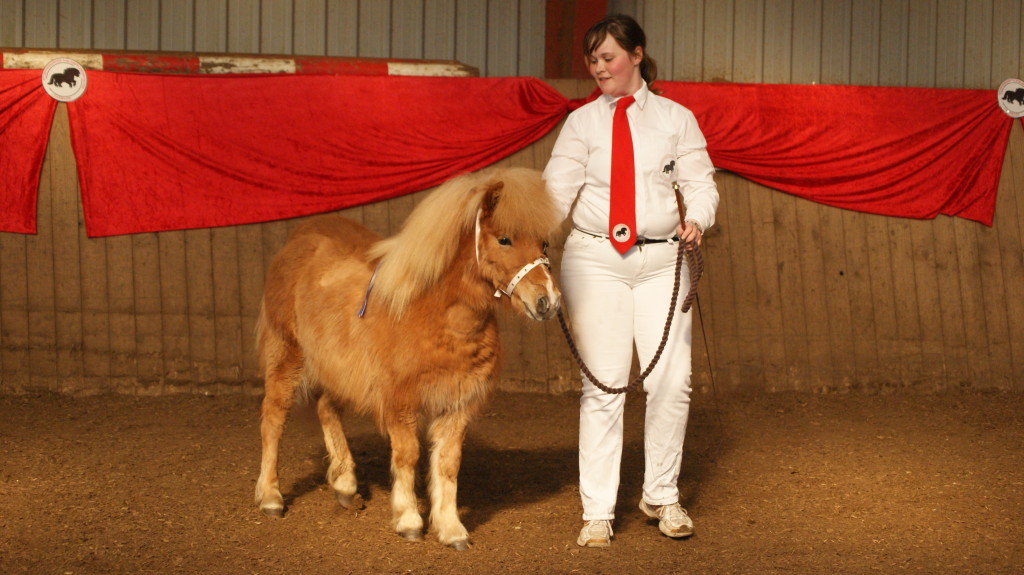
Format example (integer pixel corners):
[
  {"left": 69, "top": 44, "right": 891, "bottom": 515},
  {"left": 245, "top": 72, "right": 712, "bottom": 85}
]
[{"left": 366, "top": 167, "right": 560, "bottom": 316}]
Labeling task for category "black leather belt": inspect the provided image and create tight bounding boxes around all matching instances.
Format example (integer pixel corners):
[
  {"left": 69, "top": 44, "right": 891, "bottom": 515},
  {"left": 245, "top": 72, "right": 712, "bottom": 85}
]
[{"left": 574, "top": 227, "right": 679, "bottom": 245}]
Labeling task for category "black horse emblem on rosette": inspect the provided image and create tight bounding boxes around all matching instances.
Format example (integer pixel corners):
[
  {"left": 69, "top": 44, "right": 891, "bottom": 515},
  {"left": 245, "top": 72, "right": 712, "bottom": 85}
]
[{"left": 47, "top": 67, "right": 81, "bottom": 88}]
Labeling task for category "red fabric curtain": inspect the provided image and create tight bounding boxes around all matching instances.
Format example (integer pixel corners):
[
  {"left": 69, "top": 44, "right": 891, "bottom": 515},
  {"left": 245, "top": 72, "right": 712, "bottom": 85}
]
[
  {"left": 67, "top": 72, "right": 569, "bottom": 236},
  {"left": 0, "top": 70, "right": 57, "bottom": 234},
  {"left": 0, "top": 68, "right": 1017, "bottom": 236},
  {"left": 657, "top": 82, "right": 1011, "bottom": 225}
]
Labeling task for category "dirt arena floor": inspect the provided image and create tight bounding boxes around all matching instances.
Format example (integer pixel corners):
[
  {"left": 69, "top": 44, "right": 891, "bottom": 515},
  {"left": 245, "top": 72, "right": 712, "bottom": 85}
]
[{"left": 1, "top": 388, "right": 1022, "bottom": 575}]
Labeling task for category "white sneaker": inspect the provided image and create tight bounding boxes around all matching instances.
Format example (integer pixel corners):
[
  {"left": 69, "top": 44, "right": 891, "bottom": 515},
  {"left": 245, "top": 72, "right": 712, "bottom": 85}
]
[
  {"left": 639, "top": 500, "right": 694, "bottom": 538},
  {"left": 576, "top": 520, "right": 613, "bottom": 548}
]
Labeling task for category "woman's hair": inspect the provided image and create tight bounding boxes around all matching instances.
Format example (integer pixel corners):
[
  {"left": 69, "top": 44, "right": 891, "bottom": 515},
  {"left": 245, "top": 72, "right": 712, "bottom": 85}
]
[{"left": 582, "top": 14, "right": 659, "bottom": 88}]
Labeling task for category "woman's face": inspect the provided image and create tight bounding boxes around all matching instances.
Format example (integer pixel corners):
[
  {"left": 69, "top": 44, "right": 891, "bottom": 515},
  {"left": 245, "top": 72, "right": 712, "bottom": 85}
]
[{"left": 587, "top": 35, "right": 643, "bottom": 98}]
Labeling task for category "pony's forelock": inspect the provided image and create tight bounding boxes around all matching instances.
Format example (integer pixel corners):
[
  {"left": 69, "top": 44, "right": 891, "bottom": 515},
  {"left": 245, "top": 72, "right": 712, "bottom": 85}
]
[{"left": 366, "top": 167, "right": 556, "bottom": 316}]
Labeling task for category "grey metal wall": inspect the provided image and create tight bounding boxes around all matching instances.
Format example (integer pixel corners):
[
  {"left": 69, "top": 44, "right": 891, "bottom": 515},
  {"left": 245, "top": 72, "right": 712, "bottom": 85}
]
[
  {"left": 0, "top": 0, "right": 547, "bottom": 77},
  {"left": 2, "top": 1, "right": 1021, "bottom": 86}
]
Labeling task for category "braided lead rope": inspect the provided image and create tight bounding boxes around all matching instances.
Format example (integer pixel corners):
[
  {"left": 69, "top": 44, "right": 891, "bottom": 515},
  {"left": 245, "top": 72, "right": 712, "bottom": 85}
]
[{"left": 557, "top": 239, "right": 704, "bottom": 394}]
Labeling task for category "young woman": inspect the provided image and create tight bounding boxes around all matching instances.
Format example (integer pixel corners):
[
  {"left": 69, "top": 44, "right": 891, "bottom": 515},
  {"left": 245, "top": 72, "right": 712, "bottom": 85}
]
[{"left": 542, "top": 14, "right": 719, "bottom": 548}]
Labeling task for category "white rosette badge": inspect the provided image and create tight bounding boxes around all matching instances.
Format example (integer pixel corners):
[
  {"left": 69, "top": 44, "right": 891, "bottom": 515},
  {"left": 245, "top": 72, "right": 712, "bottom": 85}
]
[
  {"left": 998, "top": 78, "right": 1024, "bottom": 118},
  {"left": 42, "top": 58, "right": 87, "bottom": 102}
]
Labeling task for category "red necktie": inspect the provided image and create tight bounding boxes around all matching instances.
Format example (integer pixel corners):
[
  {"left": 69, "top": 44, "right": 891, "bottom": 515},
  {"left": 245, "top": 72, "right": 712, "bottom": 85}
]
[{"left": 609, "top": 95, "right": 636, "bottom": 254}]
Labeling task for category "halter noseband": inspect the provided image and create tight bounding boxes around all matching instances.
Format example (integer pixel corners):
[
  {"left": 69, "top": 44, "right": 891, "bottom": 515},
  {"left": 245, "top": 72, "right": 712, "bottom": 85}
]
[{"left": 475, "top": 208, "right": 550, "bottom": 299}]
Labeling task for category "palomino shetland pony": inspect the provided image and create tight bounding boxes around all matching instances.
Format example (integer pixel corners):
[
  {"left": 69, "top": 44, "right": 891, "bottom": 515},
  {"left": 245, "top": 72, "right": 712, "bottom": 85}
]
[{"left": 254, "top": 167, "right": 561, "bottom": 550}]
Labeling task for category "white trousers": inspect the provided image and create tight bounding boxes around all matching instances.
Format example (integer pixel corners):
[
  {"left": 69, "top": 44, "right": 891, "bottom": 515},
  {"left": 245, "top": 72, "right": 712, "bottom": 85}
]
[{"left": 561, "top": 228, "right": 693, "bottom": 521}]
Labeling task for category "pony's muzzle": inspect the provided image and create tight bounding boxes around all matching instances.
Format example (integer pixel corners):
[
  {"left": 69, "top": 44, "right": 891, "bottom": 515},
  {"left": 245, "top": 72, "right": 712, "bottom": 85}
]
[{"left": 527, "top": 288, "right": 561, "bottom": 321}]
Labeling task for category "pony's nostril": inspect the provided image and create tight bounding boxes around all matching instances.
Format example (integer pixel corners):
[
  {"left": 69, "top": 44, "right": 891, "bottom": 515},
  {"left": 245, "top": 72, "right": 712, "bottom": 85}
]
[{"left": 536, "top": 297, "right": 549, "bottom": 316}]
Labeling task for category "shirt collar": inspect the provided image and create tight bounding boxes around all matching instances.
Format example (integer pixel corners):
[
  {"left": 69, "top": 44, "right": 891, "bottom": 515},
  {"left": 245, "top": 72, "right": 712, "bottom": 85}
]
[{"left": 603, "top": 82, "right": 650, "bottom": 111}]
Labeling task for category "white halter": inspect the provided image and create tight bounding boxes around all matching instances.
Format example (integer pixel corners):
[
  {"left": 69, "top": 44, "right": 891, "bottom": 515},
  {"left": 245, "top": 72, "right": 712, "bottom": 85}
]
[{"left": 475, "top": 208, "right": 550, "bottom": 299}]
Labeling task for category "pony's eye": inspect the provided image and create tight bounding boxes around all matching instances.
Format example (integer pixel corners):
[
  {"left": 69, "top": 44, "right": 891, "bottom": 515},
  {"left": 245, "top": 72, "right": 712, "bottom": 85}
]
[
  {"left": 498, "top": 236, "right": 512, "bottom": 246},
  {"left": 542, "top": 241, "right": 549, "bottom": 254}
]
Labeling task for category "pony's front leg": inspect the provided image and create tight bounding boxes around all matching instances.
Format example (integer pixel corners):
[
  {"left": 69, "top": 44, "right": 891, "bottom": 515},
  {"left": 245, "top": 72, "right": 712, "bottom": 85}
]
[
  {"left": 428, "top": 409, "right": 471, "bottom": 550},
  {"left": 385, "top": 410, "right": 424, "bottom": 541}
]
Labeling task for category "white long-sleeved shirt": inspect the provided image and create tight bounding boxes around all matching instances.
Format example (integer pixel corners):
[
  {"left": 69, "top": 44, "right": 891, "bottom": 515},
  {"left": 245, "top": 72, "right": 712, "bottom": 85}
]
[{"left": 543, "top": 83, "right": 719, "bottom": 240}]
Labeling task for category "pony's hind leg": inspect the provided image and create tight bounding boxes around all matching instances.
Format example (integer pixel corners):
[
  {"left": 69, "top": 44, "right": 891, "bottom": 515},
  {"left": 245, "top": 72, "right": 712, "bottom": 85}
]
[
  {"left": 254, "top": 341, "right": 303, "bottom": 518},
  {"left": 428, "top": 409, "right": 472, "bottom": 550},
  {"left": 385, "top": 409, "right": 424, "bottom": 541},
  {"left": 316, "top": 395, "right": 362, "bottom": 509}
]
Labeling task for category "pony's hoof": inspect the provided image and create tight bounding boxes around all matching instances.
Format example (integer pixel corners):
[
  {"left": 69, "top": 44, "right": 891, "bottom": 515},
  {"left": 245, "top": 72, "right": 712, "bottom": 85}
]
[
  {"left": 260, "top": 505, "right": 285, "bottom": 518},
  {"left": 335, "top": 492, "right": 365, "bottom": 510},
  {"left": 398, "top": 530, "right": 423, "bottom": 542},
  {"left": 448, "top": 539, "right": 471, "bottom": 551}
]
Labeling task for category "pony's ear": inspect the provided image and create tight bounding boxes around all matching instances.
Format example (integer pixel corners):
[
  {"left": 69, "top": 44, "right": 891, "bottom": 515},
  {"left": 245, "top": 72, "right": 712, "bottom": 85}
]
[{"left": 480, "top": 180, "right": 505, "bottom": 217}]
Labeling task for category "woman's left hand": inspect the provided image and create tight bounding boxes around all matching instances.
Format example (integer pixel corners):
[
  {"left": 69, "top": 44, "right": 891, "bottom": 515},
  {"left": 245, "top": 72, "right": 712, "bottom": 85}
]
[{"left": 676, "top": 220, "right": 703, "bottom": 246}]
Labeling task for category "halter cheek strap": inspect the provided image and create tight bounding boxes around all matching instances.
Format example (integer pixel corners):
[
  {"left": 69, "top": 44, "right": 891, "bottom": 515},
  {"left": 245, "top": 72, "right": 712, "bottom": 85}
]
[{"left": 475, "top": 208, "right": 551, "bottom": 299}]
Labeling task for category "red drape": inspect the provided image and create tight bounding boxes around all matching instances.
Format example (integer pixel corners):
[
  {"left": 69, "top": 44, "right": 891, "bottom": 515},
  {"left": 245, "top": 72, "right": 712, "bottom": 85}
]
[
  {"left": 657, "top": 82, "right": 1012, "bottom": 225},
  {"left": 0, "top": 68, "right": 1017, "bottom": 236},
  {"left": 66, "top": 72, "right": 569, "bottom": 236},
  {"left": 0, "top": 70, "right": 57, "bottom": 234}
]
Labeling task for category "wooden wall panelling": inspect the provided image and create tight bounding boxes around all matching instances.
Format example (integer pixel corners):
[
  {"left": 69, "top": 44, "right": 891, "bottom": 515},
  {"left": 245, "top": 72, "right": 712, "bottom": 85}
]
[
  {"left": 818, "top": 204, "right": 855, "bottom": 392},
  {"left": 105, "top": 232, "right": 137, "bottom": 392},
  {"left": 710, "top": 177, "right": 749, "bottom": 392},
  {"left": 1008, "top": 123, "right": 1024, "bottom": 387},
  {"left": 26, "top": 109, "right": 58, "bottom": 390},
  {"left": 49, "top": 106, "right": 86, "bottom": 393},
  {"left": 724, "top": 177, "right": 765, "bottom": 388},
  {"left": 236, "top": 222, "right": 266, "bottom": 387},
  {"left": 840, "top": 202, "right": 879, "bottom": 387},
  {"left": 158, "top": 232, "right": 191, "bottom": 391},
  {"left": 133, "top": 231, "right": 164, "bottom": 391},
  {"left": 952, "top": 218, "right": 991, "bottom": 386},
  {"left": 212, "top": 226, "right": 243, "bottom": 387},
  {"left": 995, "top": 124, "right": 1024, "bottom": 387},
  {"left": 0, "top": 232, "right": 29, "bottom": 390},
  {"left": 744, "top": 179, "right": 784, "bottom": 391}
]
